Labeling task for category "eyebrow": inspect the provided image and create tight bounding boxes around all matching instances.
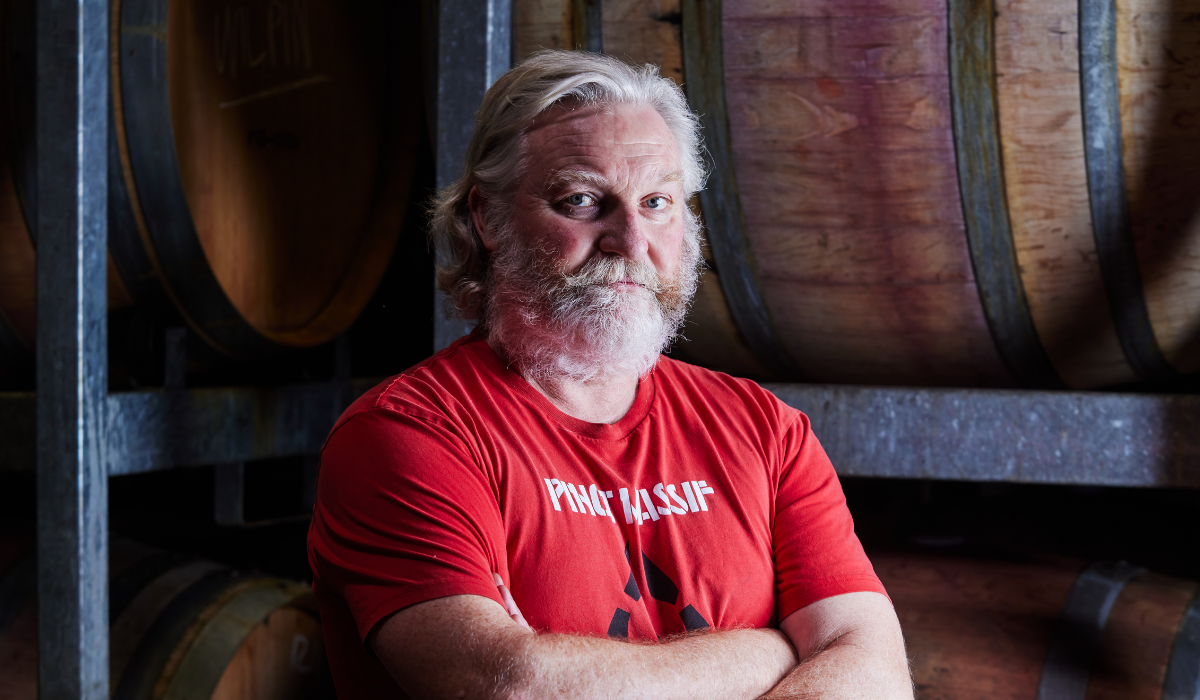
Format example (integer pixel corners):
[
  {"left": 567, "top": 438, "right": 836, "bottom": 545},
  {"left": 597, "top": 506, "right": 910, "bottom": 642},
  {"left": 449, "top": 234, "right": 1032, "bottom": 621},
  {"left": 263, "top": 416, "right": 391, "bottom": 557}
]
[
  {"left": 544, "top": 168, "right": 685, "bottom": 192},
  {"left": 545, "top": 168, "right": 611, "bottom": 191}
]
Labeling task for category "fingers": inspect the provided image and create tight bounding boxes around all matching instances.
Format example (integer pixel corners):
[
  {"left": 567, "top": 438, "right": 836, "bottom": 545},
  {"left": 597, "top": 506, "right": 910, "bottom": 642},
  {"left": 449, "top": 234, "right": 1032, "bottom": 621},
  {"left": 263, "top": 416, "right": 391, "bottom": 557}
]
[{"left": 493, "top": 572, "right": 532, "bottom": 631}]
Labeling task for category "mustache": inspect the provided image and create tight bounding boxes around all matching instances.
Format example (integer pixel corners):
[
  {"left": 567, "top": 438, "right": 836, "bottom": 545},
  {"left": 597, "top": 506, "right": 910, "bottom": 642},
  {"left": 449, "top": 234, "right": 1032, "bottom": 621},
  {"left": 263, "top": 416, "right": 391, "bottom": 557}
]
[{"left": 559, "top": 255, "right": 665, "bottom": 293}]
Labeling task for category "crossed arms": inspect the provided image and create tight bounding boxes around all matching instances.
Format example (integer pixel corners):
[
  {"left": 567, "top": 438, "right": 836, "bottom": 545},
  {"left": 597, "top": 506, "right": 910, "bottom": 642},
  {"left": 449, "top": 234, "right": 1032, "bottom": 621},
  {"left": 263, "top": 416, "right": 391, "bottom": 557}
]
[{"left": 370, "top": 583, "right": 913, "bottom": 700}]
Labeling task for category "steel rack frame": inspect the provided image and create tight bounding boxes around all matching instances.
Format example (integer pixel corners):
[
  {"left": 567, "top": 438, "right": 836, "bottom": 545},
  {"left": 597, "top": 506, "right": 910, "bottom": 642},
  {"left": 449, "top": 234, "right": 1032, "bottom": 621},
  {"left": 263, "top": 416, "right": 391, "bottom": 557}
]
[{"left": 21, "top": 0, "right": 513, "bottom": 697}]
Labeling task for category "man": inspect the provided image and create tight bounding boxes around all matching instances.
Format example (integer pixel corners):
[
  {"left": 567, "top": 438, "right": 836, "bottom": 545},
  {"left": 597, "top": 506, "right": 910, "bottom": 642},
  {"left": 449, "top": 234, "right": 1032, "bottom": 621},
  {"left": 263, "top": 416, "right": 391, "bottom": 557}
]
[{"left": 308, "top": 51, "right": 912, "bottom": 699}]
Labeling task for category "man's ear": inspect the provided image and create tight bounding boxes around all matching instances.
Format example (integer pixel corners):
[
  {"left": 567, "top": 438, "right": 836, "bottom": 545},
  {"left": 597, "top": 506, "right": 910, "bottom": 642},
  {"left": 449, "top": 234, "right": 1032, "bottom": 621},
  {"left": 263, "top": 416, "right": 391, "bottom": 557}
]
[{"left": 468, "top": 185, "right": 499, "bottom": 252}]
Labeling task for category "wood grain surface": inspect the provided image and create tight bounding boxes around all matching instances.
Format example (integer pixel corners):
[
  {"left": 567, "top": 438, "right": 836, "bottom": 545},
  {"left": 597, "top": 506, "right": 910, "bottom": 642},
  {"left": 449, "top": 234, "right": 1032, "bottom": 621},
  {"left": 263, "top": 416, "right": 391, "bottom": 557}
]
[
  {"left": 1118, "top": 0, "right": 1200, "bottom": 375},
  {"left": 165, "top": 0, "right": 407, "bottom": 346},
  {"left": 0, "top": 538, "right": 322, "bottom": 700},
  {"left": 723, "top": 0, "right": 1012, "bottom": 386},
  {"left": 875, "top": 552, "right": 1200, "bottom": 700},
  {"left": 995, "top": 0, "right": 1137, "bottom": 388},
  {"left": 672, "top": 267, "right": 775, "bottom": 378},
  {"left": 603, "top": 0, "right": 685, "bottom": 85},
  {"left": 1084, "top": 573, "right": 1195, "bottom": 700},
  {"left": 514, "top": 0, "right": 572, "bottom": 59},
  {"left": 210, "top": 603, "right": 324, "bottom": 700},
  {"left": 875, "top": 553, "right": 1078, "bottom": 699}
]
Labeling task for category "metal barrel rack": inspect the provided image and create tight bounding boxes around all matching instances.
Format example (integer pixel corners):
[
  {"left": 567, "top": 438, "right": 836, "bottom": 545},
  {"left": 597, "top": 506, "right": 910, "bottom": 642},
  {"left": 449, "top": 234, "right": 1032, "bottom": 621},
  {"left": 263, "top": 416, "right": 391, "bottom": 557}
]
[
  {"left": 14, "top": 0, "right": 1200, "bottom": 698},
  {"left": 18, "top": 0, "right": 514, "bottom": 696}
]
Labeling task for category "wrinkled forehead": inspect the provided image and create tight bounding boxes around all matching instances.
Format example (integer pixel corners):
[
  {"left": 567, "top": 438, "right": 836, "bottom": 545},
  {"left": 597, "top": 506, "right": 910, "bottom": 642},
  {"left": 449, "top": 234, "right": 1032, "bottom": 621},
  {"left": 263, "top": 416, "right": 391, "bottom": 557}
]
[{"left": 520, "top": 101, "right": 682, "bottom": 189}]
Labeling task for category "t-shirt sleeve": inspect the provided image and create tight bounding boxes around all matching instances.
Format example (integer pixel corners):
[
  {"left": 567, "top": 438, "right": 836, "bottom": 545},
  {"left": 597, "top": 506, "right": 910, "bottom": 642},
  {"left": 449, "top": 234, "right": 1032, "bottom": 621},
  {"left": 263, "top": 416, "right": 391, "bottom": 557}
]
[
  {"left": 772, "top": 408, "right": 888, "bottom": 620},
  {"left": 307, "top": 407, "right": 507, "bottom": 642}
]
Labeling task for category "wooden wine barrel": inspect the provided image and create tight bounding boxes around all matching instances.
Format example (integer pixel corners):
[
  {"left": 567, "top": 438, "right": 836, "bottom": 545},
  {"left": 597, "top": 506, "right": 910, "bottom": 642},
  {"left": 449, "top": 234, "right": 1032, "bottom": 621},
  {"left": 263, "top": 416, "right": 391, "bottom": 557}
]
[
  {"left": 514, "top": 0, "right": 1200, "bottom": 389},
  {"left": 106, "top": 0, "right": 421, "bottom": 358},
  {"left": 874, "top": 551, "right": 1200, "bottom": 699},
  {"left": 0, "top": 537, "right": 327, "bottom": 700},
  {"left": 0, "top": 0, "right": 421, "bottom": 375}
]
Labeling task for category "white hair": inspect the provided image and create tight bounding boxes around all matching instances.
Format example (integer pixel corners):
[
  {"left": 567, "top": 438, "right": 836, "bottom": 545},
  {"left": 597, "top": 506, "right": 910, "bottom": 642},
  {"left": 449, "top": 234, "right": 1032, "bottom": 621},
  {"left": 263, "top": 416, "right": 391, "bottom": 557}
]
[{"left": 428, "top": 50, "right": 707, "bottom": 321}]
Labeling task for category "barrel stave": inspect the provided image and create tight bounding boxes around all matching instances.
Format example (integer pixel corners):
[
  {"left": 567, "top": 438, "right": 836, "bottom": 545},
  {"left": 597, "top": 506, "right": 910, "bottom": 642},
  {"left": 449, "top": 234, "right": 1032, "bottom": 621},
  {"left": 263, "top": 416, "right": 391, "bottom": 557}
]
[
  {"left": 603, "top": 0, "right": 684, "bottom": 84},
  {"left": 723, "top": 3, "right": 1011, "bottom": 385},
  {"left": 995, "top": 0, "right": 1138, "bottom": 389},
  {"left": 1118, "top": 0, "right": 1200, "bottom": 376},
  {"left": 1084, "top": 573, "right": 1195, "bottom": 700},
  {"left": 876, "top": 554, "right": 1077, "bottom": 700}
]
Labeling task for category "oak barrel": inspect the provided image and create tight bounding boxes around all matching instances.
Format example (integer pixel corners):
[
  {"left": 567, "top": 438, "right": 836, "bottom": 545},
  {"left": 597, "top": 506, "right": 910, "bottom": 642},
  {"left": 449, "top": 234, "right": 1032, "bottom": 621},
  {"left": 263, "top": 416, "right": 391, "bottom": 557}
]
[
  {"left": 514, "top": 0, "right": 1200, "bottom": 389},
  {"left": 874, "top": 551, "right": 1200, "bottom": 699},
  {"left": 0, "top": 536, "right": 327, "bottom": 700},
  {"left": 107, "top": 0, "right": 422, "bottom": 358},
  {"left": 0, "top": 0, "right": 422, "bottom": 374}
]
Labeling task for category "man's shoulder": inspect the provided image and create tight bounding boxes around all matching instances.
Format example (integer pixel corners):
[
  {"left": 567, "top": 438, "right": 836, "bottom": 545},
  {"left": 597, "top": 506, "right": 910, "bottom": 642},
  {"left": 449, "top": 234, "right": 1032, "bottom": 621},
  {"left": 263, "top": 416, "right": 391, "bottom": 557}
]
[
  {"left": 331, "top": 333, "right": 495, "bottom": 435},
  {"left": 654, "top": 355, "right": 796, "bottom": 422}
]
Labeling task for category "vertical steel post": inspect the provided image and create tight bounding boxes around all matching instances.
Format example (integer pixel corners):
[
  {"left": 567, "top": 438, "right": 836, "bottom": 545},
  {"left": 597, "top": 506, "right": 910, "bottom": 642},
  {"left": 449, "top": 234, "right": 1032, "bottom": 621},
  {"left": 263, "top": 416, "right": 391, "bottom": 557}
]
[
  {"left": 35, "top": 0, "right": 110, "bottom": 698},
  {"left": 432, "top": 0, "right": 512, "bottom": 351}
]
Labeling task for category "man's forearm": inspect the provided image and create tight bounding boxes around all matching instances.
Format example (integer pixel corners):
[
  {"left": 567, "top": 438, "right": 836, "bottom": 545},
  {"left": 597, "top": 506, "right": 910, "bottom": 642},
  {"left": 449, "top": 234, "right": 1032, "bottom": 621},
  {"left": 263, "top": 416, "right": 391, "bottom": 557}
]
[
  {"left": 759, "top": 633, "right": 912, "bottom": 699},
  {"left": 764, "top": 593, "right": 913, "bottom": 700},
  {"left": 508, "top": 627, "right": 797, "bottom": 700},
  {"left": 374, "top": 594, "right": 797, "bottom": 700}
]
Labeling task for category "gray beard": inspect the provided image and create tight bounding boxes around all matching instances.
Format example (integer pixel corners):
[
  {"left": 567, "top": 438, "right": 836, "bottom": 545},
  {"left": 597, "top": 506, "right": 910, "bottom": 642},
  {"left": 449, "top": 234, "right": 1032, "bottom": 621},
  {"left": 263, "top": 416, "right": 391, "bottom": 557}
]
[{"left": 484, "top": 222, "right": 703, "bottom": 383}]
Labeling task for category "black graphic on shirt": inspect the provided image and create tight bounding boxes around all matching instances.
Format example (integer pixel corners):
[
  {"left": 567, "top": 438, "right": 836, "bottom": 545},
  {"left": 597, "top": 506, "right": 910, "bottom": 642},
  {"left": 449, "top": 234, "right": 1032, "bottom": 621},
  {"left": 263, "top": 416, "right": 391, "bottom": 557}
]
[
  {"left": 624, "top": 573, "right": 641, "bottom": 600},
  {"left": 679, "top": 604, "right": 710, "bottom": 631},
  {"left": 608, "top": 546, "right": 710, "bottom": 638},
  {"left": 608, "top": 608, "right": 631, "bottom": 638},
  {"left": 642, "top": 553, "right": 679, "bottom": 604},
  {"left": 622, "top": 543, "right": 641, "bottom": 601}
]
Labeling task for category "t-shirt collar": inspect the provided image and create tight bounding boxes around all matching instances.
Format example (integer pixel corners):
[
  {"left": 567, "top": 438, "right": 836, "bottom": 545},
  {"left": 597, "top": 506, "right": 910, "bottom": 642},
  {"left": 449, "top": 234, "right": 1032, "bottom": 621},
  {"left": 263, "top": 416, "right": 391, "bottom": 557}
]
[{"left": 468, "top": 337, "right": 656, "bottom": 441}]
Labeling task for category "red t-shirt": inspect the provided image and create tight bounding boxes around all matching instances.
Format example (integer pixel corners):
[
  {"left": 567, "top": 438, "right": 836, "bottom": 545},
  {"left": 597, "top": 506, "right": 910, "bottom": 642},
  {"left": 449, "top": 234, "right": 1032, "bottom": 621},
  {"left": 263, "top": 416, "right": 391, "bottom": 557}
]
[{"left": 307, "top": 334, "right": 885, "bottom": 697}]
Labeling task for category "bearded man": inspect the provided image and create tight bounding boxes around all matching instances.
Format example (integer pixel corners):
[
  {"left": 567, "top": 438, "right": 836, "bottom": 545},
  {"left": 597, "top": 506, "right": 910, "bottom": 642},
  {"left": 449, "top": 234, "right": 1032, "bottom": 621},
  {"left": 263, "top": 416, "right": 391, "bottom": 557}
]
[{"left": 308, "top": 51, "right": 913, "bottom": 699}]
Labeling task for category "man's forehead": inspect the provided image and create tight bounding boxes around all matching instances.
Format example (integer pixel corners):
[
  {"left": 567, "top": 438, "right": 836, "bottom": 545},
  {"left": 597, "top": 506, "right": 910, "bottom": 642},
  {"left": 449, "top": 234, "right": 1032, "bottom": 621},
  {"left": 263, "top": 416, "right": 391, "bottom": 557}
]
[
  {"left": 543, "top": 166, "right": 684, "bottom": 191},
  {"left": 527, "top": 103, "right": 676, "bottom": 152},
  {"left": 522, "top": 103, "right": 682, "bottom": 190}
]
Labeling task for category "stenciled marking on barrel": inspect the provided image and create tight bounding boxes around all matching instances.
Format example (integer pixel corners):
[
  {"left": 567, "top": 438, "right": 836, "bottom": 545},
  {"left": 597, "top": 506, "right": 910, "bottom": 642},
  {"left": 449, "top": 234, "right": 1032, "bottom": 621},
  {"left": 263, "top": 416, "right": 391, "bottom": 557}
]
[
  {"left": 1078, "top": 0, "right": 1177, "bottom": 383},
  {"left": 679, "top": 0, "right": 800, "bottom": 380},
  {"left": 948, "top": 0, "right": 1064, "bottom": 388}
]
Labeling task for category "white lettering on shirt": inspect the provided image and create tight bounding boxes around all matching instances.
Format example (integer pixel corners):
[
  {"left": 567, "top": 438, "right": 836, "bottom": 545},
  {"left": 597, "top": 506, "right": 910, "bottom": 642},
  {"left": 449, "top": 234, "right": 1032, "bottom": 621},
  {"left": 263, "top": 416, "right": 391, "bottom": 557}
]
[
  {"left": 619, "top": 488, "right": 638, "bottom": 524},
  {"left": 666, "top": 484, "right": 690, "bottom": 514},
  {"left": 568, "top": 483, "right": 595, "bottom": 516},
  {"left": 590, "top": 485, "right": 615, "bottom": 523},
  {"left": 544, "top": 478, "right": 562, "bottom": 511},
  {"left": 546, "top": 477, "right": 719, "bottom": 525},
  {"left": 653, "top": 483, "right": 674, "bottom": 516},
  {"left": 553, "top": 479, "right": 579, "bottom": 512},
  {"left": 638, "top": 489, "right": 660, "bottom": 521}
]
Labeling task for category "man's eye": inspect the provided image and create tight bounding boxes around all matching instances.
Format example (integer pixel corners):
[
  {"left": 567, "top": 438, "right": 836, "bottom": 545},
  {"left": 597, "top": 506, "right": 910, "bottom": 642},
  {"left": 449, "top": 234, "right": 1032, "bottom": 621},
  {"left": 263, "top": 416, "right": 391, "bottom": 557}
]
[
  {"left": 645, "top": 196, "right": 667, "bottom": 210},
  {"left": 565, "top": 193, "right": 594, "bottom": 207}
]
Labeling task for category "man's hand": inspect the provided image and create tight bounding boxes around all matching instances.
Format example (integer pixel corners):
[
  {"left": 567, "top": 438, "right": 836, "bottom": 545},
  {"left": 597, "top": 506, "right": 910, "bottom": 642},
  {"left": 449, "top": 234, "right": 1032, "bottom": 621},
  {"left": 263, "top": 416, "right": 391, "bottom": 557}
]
[
  {"left": 371, "top": 590, "right": 797, "bottom": 700},
  {"left": 493, "top": 572, "right": 531, "bottom": 630},
  {"left": 761, "top": 592, "right": 913, "bottom": 699}
]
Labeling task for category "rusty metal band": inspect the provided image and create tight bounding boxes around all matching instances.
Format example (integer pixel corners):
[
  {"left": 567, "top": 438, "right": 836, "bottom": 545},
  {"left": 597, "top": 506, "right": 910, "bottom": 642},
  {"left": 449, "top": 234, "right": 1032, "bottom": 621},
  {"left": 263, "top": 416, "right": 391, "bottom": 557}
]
[
  {"left": 1078, "top": 0, "right": 1177, "bottom": 383},
  {"left": 1036, "top": 561, "right": 1143, "bottom": 700},
  {"left": 679, "top": 0, "right": 800, "bottom": 379},
  {"left": 571, "top": 0, "right": 603, "bottom": 53},
  {"left": 1163, "top": 593, "right": 1200, "bottom": 700},
  {"left": 948, "top": 0, "right": 1064, "bottom": 389}
]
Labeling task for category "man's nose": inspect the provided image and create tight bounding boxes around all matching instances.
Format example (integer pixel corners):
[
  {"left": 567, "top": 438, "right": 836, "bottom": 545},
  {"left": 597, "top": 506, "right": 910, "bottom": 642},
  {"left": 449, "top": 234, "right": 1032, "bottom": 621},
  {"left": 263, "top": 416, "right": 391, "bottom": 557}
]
[{"left": 598, "top": 203, "right": 649, "bottom": 260}]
